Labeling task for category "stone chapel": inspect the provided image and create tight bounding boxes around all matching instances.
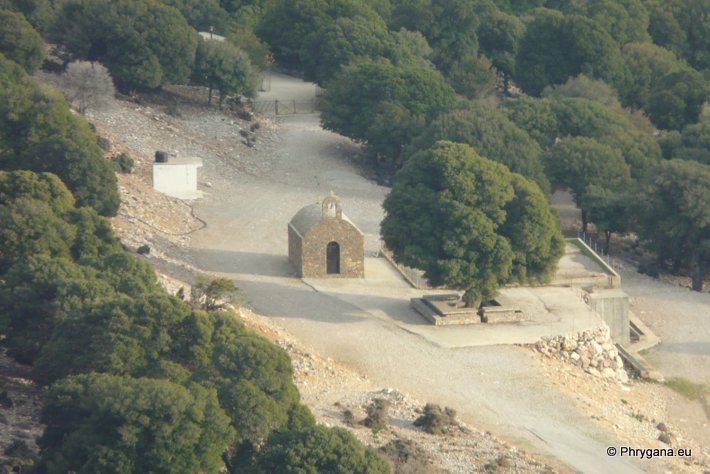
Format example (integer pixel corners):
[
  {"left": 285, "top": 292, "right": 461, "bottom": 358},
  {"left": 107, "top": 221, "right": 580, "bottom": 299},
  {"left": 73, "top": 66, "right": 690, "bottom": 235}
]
[{"left": 288, "top": 193, "right": 364, "bottom": 278}]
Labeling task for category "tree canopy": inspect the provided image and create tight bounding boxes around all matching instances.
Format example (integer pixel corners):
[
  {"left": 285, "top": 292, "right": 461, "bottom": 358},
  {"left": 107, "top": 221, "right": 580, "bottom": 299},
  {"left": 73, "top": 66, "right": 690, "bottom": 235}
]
[
  {"left": 542, "top": 136, "right": 631, "bottom": 232},
  {"left": 320, "top": 59, "right": 455, "bottom": 166},
  {"left": 633, "top": 159, "right": 710, "bottom": 291},
  {"left": 0, "top": 9, "right": 45, "bottom": 72},
  {"left": 192, "top": 38, "right": 258, "bottom": 106},
  {"left": 51, "top": 0, "right": 199, "bottom": 89},
  {"left": 381, "top": 141, "right": 563, "bottom": 305},
  {"left": 37, "top": 373, "right": 235, "bottom": 474},
  {"left": 409, "top": 102, "right": 550, "bottom": 192},
  {"left": 514, "top": 8, "right": 630, "bottom": 96},
  {"left": 248, "top": 425, "right": 390, "bottom": 474},
  {"left": 0, "top": 55, "right": 119, "bottom": 215}
]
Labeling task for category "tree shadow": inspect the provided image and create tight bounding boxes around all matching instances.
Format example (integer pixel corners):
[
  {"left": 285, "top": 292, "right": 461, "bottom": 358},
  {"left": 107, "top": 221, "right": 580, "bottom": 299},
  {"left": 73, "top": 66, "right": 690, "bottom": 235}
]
[{"left": 189, "top": 247, "right": 295, "bottom": 277}]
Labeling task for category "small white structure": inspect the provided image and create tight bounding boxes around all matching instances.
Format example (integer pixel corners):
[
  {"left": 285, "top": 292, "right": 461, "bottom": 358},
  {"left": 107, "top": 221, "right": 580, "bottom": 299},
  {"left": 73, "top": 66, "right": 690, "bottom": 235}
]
[{"left": 152, "top": 155, "right": 203, "bottom": 200}]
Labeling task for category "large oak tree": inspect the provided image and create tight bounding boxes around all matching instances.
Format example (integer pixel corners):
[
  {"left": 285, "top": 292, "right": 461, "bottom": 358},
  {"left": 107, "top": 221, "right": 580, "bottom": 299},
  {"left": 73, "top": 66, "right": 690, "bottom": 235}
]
[{"left": 381, "top": 141, "right": 563, "bottom": 306}]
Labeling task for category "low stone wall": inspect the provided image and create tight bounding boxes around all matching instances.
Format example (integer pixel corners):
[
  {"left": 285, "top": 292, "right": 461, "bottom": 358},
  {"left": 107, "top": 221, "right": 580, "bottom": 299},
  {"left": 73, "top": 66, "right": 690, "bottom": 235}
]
[{"left": 533, "top": 326, "right": 629, "bottom": 383}]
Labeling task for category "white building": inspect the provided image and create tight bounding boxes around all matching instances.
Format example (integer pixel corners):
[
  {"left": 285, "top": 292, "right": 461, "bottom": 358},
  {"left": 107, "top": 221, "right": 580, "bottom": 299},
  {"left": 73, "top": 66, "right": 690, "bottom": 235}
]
[{"left": 152, "top": 156, "right": 203, "bottom": 200}]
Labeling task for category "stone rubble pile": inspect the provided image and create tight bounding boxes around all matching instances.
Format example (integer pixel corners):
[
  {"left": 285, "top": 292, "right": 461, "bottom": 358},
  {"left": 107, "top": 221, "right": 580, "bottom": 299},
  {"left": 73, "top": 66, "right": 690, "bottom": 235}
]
[{"left": 534, "top": 326, "right": 630, "bottom": 383}]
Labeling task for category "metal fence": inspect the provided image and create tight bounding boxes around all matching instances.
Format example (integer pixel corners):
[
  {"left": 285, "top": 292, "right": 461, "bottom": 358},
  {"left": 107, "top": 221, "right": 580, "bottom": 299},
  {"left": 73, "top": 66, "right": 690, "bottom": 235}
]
[{"left": 248, "top": 98, "right": 320, "bottom": 116}]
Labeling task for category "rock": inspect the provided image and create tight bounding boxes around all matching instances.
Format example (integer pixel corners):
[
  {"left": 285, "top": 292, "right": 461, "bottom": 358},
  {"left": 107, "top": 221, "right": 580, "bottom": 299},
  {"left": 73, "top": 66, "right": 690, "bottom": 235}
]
[
  {"left": 658, "top": 432, "right": 675, "bottom": 445},
  {"left": 657, "top": 422, "right": 668, "bottom": 432},
  {"left": 587, "top": 367, "right": 601, "bottom": 377},
  {"left": 601, "top": 368, "right": 616, "bottom": 378},
  {"left": 497, "top": 456, "right": 514, "bottom": 468},
  {"left": 617, "top": 370, "right": 629, "bottom": 384},
  {"left": 590, "top": 341, "right": 603, "bottom": 356},
  {"left": 562, "top": 337, "right": 577, "bottom": 352},
  {"left": 570, "top": 352, "right": 580, "bottom": 361}
]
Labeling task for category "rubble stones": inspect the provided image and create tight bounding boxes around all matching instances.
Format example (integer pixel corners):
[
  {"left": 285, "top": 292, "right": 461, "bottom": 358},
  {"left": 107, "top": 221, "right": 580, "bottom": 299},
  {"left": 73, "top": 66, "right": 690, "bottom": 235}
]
[{"left": 533, "top": 326, "right": 630, "bottom": 383}]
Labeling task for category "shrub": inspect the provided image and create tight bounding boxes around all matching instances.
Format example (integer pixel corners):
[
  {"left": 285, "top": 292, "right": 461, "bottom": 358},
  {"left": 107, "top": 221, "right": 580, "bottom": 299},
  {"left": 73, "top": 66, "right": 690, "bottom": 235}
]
[
  {"left": 413, "top": 403, "right": 458, "bottom": 435},
  {"left": 61, "top": 61, "right": 116, "bottom": 113},
  {"left": 363, "top": 398, "right": 390, "bottom": 430},
  {"left": 190, "top": 274, "right": 238, "bottom": 311},
  {"left": 379, "top": 439, "right": 430, "bottom": 474},
  {"left": 137, "top": 244, "right": 150, "bottom": 255},
  {"left": 112, "top": 153, "right": 134, "bottom": 173},
  {"left": 342, "top": 409, "right": 355, "bottom": 427},
  {"left": 96, "top": 135, "right": 111, "bottom": 151}
]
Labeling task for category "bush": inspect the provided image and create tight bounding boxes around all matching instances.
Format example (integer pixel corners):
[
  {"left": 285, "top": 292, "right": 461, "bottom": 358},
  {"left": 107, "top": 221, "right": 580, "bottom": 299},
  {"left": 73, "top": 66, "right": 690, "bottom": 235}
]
[
  {"left": 237, "top": 109, "right": 254, "bottom": 121},
  {"left": 112, "top": 153, "right": 134, "bottom": 173},
  {"left": 363, "top": 398, "right": 390, "bottom": 431},
  {"left": 190, "top": 274, "right": 238, "bottom": 311},
  {"left": 246, "top": 425, "right": 390, "bottom": 474},
  {"left": 413, "top": 403, "right": 458, "bottom": 435},
  {"left": 342, "top": 409, "right": 355, "bottom": 427},
  {"left": 379, "top": 439, "right": 430, "bottom": 474},
  {"left": 96, "top": 135, "right": 111, "bottom": 151},
  {"left": 136, "top": 244, "right": 150, "bottom": 255}
]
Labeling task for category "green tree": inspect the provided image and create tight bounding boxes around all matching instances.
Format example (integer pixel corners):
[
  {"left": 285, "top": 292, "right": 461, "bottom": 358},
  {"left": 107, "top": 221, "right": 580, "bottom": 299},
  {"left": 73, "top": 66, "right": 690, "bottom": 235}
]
[
  {"left": 0, "top": 0, "right": 56, "bottom": 33},
  {"left": 0, "top": 9, "right": 45, "bottom": 72},
  {"left": 193, "top": 38, "right": 258, "bottom": 106},
  {"left": 661, "top": 121, "right": 710, "bottom": 165},
  {"left": 300, "top": 14, "right": 390, "bottom": 85},
  {"left": 501, "top": 174, "right": 565, "bottom": 283},
  {"left": 514, "top": 9, "right": 630, "bottom": 96},
  {"left": 446, "top": 54, "right": 497, "bottom": 99},
  {"left": 500, "top": 96, "right": 559, "bottom": 148},
  {"left": 37, "top": 373, "right": 235, "bottom": 473},
  {"left": 228, "top": 28, "right": 272, "bottom": 71},
  {"left": 646, "top": 0, "right": 710, "bottom": 73},
  {"left": 542, "top": 136, "right": 631, "bottom": 232},
  {"left": 190, "top": 274, "right": 239, "bottom": 310},
  {"left": 581, "top": 184, "right": 629, "bottom": 253},
  {"left": 246, "top": 425, "right": 390, "bottom": 474},
  {"left": 633, "top": 159, "right": 710, "bottom": 291},
  {"left": 0, "top": 170, "right": 75, "bottom": 214},
  {"left": 391, "top": 0, "right": 480, "bottom": 72},
  {"left": 382, "top": 141, "right": 562, "bottom": 306},
  {"left": 0, "top": 55, "right": 120, "bottom": 215},
  {"left": 191, "top": 312, "right": 310, "bottom": 446},
  {"left": 410, "top": 102, "right": 550, "bottom": 192},
  {"left": 31, "top": 292, "right": 194, "bottom": 385},
  {"left": 51, "top": 0, "right": 199, "bottom": 89},
  {"left": 0, "top": 198, "right": 75, "bottom": 272},
  {"left": 257, "top": 0, "right": 380, "bottom": 69},
  {"left": 541, "top": 74, "right": 621, "bottom": 109},
  {"left": 0, "top": 255, "right": 109, "bottom": 364},
  {"left": 160, "top": 0, "right": 232, "bottom": 32},
  {"left": 648, "top": 69, "right": 708, "bottom": 130},
  {"left": 582, "top": 0, "right": 650, "bottom": 46},
  {"left": 477, "top": 8, "right": 525, "bottom": 87},
  {"left": 620, "top": 42, "right": 687, "bottom": 110},
  {"left": 321, "top": 59, "right": 455, "bottom": 166},
  {"left": 551, "top": 97, "right": 661, "bottom": 177}
]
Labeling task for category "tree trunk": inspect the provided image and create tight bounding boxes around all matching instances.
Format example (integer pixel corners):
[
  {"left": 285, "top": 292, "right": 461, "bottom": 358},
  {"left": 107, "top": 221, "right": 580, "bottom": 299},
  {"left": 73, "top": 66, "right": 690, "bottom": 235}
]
[
  {"left": 208, "top": 84, "right": 213, "bottom": 105},
  {"left": 603, "top": 230, "right": 611, "bottom": 255},
  {"left": 691, "top": 253, "right": 706, "bottom": 292},
  {"left": 581, "top": 210, "right": 588, "bottom": 235},
  {"left": 462, "top": 290, "right": 480, "bottom": 308}
]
